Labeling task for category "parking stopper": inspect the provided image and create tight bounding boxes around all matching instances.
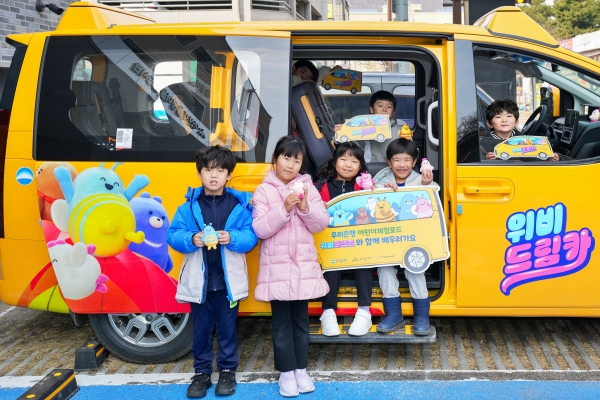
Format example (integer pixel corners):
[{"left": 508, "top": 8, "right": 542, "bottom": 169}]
[
  {"left": 74, "top": 337, "right": 109, "bottom": 371},
  {"left": 17, "top": 369, "right": 79, "bottom": 400}
]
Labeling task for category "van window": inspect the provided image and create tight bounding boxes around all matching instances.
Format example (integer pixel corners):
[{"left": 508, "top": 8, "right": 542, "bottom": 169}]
[
  {"left": 472, "top": 47, "right": 600, "bottom": 163},
  {"left": 73, "top": 58, "right": 92, "bottom": 82},
  {"left": 34, "top": 35, "right": 289, "bottom": 163},
  {"left": 317, "top": 63, "right": 416, "bottom": 129}
]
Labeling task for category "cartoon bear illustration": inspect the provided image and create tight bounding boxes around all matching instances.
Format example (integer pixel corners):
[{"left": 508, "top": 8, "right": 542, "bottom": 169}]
[
  {"left": 393, "top": 194, "right": 418, "bottom": 221},
  {"left": 374, "top": 197, "right": 398, "bottom": 223},
  {"left": 36, "top": 162, "right": 77, "bottom": 221},
  {"left": 355, "top": 207, "right": 371, "bottom": 225},
  {"left": 51, "top": 163, "right": 149, "bottom": 257},
  {"left": 129, "top": 192, "right": 173, "bottom": 273},
  {"left": 329, "top": 205, "right": 354, "bottom": 227},
  {"left": 48, "top": 240, "right": 108, "bottom": 300}
]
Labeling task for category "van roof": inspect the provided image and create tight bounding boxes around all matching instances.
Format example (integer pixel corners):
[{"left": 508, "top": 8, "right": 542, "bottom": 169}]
[{"left": 7, "top": 3, "right": 558, "bottom": 51}]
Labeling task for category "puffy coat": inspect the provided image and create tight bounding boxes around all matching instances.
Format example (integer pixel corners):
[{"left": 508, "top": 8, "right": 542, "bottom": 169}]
[
  {"left": 167, "top": 187, "right": 258, "bottom": 304},
  {"left": 252, "top": 171, "right": 330, "bottom": 301}
]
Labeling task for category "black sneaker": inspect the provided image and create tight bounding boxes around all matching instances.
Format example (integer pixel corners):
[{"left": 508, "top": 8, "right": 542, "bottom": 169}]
[
  {"left": 187, "top": 373, "right": 212, "bottom": 398},
  {"left": 215, "top": 369, "right": 237, "bottom": 396}
]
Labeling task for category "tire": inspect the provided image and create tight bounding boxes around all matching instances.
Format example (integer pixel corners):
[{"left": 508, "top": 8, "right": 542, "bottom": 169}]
[
  {"left": 351, "top": 87, "right": 357, "bottom": 94},
  {"left": 376, "top": 134, "right": 385, "bottom": 143},
  {"left": 500, "top": 152, "right": 509, "bottom": 160},
  {"left": 89, "top": 312, "right": 192, "bottom": 364},
  {"left": 340, "top": 135, "right": 349, "bottom": 143},
  {"left": 539, "top": 152, "right": 547, "bottom": 160},
  {"left": 324, "top": 83, "right": 331, "bottom": 90},
  {"left": 403, "top": 247, "right": 430, "bottom": 274}
]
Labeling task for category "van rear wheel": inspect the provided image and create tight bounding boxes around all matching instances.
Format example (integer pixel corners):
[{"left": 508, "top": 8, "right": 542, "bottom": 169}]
[
  {"left": 88, "top": 312, "right": 192, "bottom": 364},
  {"left": 403, "top": 247, "right": 430, "bottom": 274},
  {"left": 351, "top": 87, "right": 357, "bottom": 94}
]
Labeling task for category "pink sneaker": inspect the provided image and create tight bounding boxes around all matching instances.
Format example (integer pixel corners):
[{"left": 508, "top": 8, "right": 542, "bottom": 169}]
[
  {"left": 294, "top": 369, "right": 315, "bottom": 393},
  {"left": 279, "top": 371, "right": 299, "bottom": 397}
]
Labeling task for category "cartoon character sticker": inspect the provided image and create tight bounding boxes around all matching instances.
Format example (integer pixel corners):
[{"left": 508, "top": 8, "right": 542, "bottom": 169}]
[
  {"left": 129, "top": 192, "right": 173, "bottom": 273},
  {"left": 500, "top": 203, "right": 595, "bottom": 295},
  {"left": 51, "top": 162, "right": 149, "bottom": 257}
]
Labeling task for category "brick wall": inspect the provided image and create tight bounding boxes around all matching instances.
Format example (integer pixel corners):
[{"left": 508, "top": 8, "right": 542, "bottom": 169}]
[{"left": 0, "top": 0, "right": 78, "bottom": 64}]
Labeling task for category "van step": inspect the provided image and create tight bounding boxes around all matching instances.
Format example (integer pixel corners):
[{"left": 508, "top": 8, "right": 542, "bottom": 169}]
[{"left": 308, "top": 323, "right": 436, "bottom": 343}]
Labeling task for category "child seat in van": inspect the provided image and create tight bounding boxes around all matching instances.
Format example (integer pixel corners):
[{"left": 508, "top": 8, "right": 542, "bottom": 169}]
[{"left": 290, "top": 81, "right": 335, "bottom": 169}]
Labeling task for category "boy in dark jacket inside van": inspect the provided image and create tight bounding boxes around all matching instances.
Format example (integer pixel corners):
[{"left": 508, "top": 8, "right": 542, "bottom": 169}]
[{"left": 167, "top": 145, "right": 258, "bottom": 399}]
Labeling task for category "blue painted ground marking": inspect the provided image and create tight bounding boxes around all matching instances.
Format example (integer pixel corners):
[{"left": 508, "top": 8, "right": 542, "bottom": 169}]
[{"left": 3, "top": 380, "right": 600, "bottom": 399}]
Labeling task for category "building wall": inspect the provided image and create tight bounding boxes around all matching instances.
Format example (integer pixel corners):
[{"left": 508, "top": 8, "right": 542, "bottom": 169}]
[{"left": 0, "top": 0, "right": 79, "bottom": 67}]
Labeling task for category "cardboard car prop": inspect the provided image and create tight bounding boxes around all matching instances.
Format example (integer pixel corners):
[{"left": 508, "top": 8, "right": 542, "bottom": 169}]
[
  {"left": 494, "top": 136, "right": 554, "bottom": 160},
  {"left": 314, "top": 187, "right": 450, "bottom": 274},
  {"left": 322, "top": 69, "right": 362, "bottom": 94},
  {"left": 335, "top": 114, "right": 392, "bottom": 144}
]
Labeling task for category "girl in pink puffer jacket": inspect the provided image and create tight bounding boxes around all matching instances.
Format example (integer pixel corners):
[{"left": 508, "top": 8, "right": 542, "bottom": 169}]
[{"left": 252, "top": 136, "right": 329, "bottom": 398}]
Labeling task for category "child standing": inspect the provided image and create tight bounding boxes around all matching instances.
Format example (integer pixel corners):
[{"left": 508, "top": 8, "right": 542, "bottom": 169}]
[
  {"left": 372, "top": 138, "right": 436, "bottom": 336},
  {"left": 315, "top": 142, "right": 374, "bottom": 337},
  {"left": 167, "top": 145, "right": 258, "bottom": 399},
  {"left": 252, "top": 136, "right": 330, "bottom": 397}
]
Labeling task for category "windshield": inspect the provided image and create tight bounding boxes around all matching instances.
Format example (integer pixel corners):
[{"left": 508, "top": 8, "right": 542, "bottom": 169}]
[{"left": 539, "top": 63, "right": 600, "bottom": 97}]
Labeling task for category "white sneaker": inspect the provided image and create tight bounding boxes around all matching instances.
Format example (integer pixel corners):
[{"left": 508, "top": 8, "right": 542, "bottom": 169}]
[
  {"left": 320, "top": 309, "right": 340, "bottom": 336},
  {"left": 294, "top": 368, "right": 315, "bottom": 393},
  {"left": 279, "top": 371, "right": 299, "bottom": 397},
  {"left": 347, "top": 308, "right": 372, "bottom": 336}
]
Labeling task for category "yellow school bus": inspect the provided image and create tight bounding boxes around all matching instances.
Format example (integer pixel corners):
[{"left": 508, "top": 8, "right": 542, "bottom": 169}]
[{"left": 1, "top": 2, "right": 599, "bottom": 363}]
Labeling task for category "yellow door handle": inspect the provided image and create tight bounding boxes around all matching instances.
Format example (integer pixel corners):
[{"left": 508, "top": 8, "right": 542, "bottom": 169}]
[{"left": 463, "top": 186, "right": 511, "bottom": 194}]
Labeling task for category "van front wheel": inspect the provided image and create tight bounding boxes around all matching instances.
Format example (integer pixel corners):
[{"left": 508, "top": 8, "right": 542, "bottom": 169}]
[
  {"left": 500, "top": 152, "right": 509, "bottom": 160},
  {"left": 340, "top": 135, "right": 349, "bottom": 143},
  {"left": 88, "top": 312, "right": 192, "bottom": 364},
  {"left": 403, "top": 247, "right": 430, "bottom": 274},
  {"left": 324, "top": 84, "right": 331, "bottom": 90}
]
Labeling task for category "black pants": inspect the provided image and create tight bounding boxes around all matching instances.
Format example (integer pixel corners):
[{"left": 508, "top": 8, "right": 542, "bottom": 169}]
[
  {"left": 270, "top": 300, "right": 309, "bottom": 372},
  {"left": 190, "top": 289, "right": 239, "bottom": 374},
  {"left": 322, "top": 268, "right": 373, "bottom": 310}
]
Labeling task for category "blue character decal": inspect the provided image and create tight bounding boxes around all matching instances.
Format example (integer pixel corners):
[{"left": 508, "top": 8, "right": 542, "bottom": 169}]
[
  {"left": 393, "top": 194, "right": 417, "bottom": 221},
  {"left": 129, "top": 192, "right": 173, "bottom": 273}
]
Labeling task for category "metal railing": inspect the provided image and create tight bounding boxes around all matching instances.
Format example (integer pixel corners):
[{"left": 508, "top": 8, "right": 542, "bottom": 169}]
[
  {"left": 295, "top": 12, "right": 305, "bottom": 20},
  {"left": 251, "top": 0, "right": 292, "bottom": 15},
  {"left": 99, "top": 0, "right": 233, "bottom": 11}
]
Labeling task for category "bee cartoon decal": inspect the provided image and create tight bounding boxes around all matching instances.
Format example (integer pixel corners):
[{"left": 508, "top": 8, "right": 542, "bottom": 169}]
[{"left": 51, "top": 163, "right": 150, "bottom": 257}]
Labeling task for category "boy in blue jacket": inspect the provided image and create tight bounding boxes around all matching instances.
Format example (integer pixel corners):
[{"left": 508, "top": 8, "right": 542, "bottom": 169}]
[{"left": 167, "top": 145, "right": 257, "bottom": 399}]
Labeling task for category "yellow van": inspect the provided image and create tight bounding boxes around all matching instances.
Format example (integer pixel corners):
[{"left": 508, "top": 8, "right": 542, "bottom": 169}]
[
  {"left": 334, "top": 114, "right": 392, "bottom": 143},
  {"left": 1, "top": 2, "right": 600, "bottom": 363},
  {"left": 322, "top": 69, "right": 362, "bottom": 94},
  {"left": 494, "top": 136, "right": 554, "bottom": 160},
  {"left": 315, "top": 187, "right": 449, "bottom": 274}
]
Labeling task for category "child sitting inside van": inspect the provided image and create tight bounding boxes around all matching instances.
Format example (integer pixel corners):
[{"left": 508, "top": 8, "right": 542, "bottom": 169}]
[
  {"left": 291, "top": 59, "right": 341, "bottom": 87},
  {"left": 335, "top": 90, "right": 409, "bottom": 162},
  {"left": 481, "top": 99, "right": 559, "bottom": 161},
  {"left": 372, "top": 138, "right": 436, "bottom": 336}
]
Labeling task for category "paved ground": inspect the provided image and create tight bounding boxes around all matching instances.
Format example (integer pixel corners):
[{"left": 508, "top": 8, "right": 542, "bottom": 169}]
[{"left": 3, "top": 301, "right": 600, "bottom": 378}]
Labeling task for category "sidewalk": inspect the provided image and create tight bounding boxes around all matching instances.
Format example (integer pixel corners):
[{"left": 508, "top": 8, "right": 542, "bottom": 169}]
[{"left": 2, "top": 374, "right": 600, "bottom": 400}]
